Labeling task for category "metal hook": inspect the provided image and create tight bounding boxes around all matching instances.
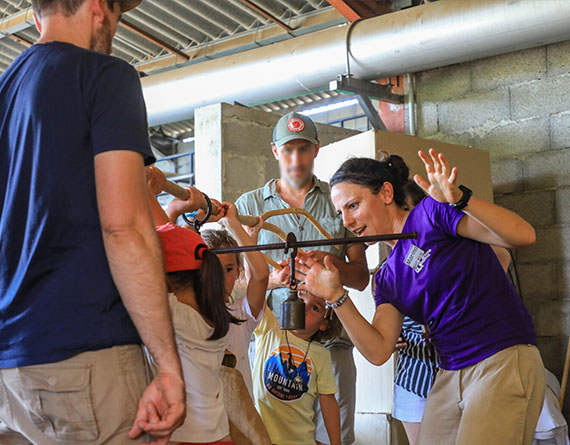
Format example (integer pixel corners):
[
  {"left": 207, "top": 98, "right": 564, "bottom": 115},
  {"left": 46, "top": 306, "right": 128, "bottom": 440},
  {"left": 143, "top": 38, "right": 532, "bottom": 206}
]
[
  {"left": 284, "top": 232, "right": 298, "bottom": 291},
  {"left": 182, "top": 193, "right": 212, "bottom": 233}
]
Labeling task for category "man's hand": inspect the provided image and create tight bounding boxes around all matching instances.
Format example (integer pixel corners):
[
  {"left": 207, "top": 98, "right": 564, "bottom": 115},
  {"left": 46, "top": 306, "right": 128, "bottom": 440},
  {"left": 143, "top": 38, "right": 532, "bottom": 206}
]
[
  {"left": 146, "top": 166, "right": 166, "bottom": 196},
  {"left": 128, "top": 370, "right": 186, "bottom": 445},
  {"left": 166, "top": 186, "right": 207, "bottom": 222}
]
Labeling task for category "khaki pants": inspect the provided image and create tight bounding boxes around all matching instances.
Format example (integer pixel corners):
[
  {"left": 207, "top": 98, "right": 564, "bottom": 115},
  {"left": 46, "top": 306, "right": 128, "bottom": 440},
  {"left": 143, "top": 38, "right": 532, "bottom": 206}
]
[
  {"left": 0, "top": 345, "right": 150, "bottom": 444},
  {"left": 417, "top": 344, "right": 545, "bottom": 445}
]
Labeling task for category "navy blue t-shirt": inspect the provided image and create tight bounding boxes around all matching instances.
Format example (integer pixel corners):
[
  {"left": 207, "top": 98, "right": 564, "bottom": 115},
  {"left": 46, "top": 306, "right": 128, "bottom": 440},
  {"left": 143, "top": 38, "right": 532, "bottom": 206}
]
[{"left": 0, "top": 42, "right": 155, "bottom": 367}]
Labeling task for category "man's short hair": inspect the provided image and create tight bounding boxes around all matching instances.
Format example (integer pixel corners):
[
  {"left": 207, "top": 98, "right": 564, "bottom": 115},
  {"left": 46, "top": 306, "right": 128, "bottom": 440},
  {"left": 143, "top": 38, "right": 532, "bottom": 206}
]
[
  {"left": 32, "top": 0, "right": 112, "bottom": 17},
  {"left": 32, "top": 0, "right": 139, "bottom": 18}
]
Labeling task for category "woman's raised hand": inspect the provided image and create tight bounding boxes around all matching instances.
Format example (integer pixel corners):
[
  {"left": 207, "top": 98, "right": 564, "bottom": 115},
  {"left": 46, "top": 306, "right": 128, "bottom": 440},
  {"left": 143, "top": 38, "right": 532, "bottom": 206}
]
[{"left": 414, "top": 148, "right": 463, "bottom": 204}]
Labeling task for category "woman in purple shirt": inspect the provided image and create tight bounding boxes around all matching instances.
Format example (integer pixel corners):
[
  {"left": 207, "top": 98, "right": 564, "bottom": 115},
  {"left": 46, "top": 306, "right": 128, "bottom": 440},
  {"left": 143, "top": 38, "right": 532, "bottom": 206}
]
[{"left": 303, "top": 149, "right": 545, "bottom": 445}]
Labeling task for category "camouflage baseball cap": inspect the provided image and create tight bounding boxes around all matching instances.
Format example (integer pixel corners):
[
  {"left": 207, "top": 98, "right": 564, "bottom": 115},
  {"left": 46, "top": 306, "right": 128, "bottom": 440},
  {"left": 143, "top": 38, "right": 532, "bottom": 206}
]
[{"left": 272, "top": 112, "right": 319, "bottom": 147}]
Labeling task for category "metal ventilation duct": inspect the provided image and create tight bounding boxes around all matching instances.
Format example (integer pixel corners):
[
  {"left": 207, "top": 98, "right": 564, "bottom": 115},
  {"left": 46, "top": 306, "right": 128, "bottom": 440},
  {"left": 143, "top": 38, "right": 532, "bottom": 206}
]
[{"left": 142, "top": 0, "right": 570, "bottom": 126}]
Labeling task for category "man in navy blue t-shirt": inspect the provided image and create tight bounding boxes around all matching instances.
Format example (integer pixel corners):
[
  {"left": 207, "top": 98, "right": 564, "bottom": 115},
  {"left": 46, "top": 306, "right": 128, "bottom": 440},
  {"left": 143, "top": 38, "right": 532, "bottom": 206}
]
[{"left": 0, "top": 0, "right": 185, "bottom": 443}]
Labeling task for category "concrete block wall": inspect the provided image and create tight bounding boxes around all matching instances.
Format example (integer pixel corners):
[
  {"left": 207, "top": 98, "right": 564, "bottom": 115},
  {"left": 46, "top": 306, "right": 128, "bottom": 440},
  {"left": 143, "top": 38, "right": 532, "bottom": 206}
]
[
  {"left": 195, "top": 102, "right": 359, "bottom": 204},
  {"left": 412, "top": 40, "right": 570, "bottom": 415}
]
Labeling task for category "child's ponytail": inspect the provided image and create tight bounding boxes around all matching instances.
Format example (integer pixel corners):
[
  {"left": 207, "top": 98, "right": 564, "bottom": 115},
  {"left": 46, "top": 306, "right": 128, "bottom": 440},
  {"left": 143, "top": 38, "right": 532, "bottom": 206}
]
[
  {"left": 196, "top": 250, "right": 243, "bottom": 340},
  {"left": 159, "top": 222, "right": 242, "bottom": 340}
]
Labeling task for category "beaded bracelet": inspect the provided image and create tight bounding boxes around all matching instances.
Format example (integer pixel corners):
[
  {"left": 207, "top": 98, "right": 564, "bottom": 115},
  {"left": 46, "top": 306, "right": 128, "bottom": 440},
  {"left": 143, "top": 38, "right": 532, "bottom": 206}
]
[{"left": 325, "top": 290, "right": 349, "bottom": 310}]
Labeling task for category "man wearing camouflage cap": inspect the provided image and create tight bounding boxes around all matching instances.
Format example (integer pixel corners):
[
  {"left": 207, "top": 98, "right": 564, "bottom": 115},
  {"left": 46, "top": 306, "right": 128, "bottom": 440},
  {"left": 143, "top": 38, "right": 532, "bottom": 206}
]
[
  {"left": 0, "top": 1, "right": 185, "bottom": 443},
  {"left": 236, "top": 112, "right": 369, "bottom": 445}
]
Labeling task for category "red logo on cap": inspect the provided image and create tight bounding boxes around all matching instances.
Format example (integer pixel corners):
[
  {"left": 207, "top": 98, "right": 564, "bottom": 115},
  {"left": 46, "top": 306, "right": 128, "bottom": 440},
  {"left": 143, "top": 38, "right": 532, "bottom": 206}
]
[{"left": 287, "top": 117, "right": 305, "bottom": 133}]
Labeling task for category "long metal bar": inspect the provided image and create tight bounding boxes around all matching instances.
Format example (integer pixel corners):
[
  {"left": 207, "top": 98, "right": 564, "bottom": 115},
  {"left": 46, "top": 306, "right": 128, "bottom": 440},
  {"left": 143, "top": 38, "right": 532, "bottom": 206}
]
[
  {"left": 356, "top": 94, "right": 387, "bottom": 131},
  {"left": 211, "top": 232, "right": 417, "bottom": 254}
]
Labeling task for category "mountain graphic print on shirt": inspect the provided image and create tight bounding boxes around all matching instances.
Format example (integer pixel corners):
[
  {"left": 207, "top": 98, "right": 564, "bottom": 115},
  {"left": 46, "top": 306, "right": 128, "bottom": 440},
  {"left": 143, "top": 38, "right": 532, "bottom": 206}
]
[{"left": 263, "top": 344, "right": 312, "bottom": 401}]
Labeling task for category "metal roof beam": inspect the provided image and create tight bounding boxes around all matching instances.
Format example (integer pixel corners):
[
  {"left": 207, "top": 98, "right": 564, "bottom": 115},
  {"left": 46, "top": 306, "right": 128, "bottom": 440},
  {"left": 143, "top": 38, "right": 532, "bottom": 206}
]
[
  {"left": 237, "top": 0, "right": 294, "bottom": 32},
  {"left": 134, "top": 8, "right": 343, "bottom": 74},
  {"left": 119, "top": 18, "right": 190, "bottom": 61},
  {"left": 0, "top": 8, "right": 34, "bottom": 38}
]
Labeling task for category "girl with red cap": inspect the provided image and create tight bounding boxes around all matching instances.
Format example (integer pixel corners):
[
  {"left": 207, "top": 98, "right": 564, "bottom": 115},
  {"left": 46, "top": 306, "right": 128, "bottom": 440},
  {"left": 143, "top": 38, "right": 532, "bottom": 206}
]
[{"left": 146, "top": 168, "right": 242, "bottom": 445}]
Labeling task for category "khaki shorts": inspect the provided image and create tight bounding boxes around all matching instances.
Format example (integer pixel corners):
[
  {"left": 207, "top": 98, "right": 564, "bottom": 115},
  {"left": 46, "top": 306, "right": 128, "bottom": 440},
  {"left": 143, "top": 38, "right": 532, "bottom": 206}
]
[
  {"left": 0, "top": 345, "right": 151, "bottom": 444},
  {"left": 417, "top": 344, "right": 545, "bottom": 445}
]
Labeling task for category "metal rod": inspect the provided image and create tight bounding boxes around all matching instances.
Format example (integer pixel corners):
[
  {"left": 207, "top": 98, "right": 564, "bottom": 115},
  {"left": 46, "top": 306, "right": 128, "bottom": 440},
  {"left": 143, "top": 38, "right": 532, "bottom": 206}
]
[
  {"left": 211, "top": 232, "right": 417, "bottom": 254},
  {"left": 119, "top": 18, "right": 190, "bottom": 61},
  {"left": 155, "top": 152, "right": 193, "bottom": 162}
]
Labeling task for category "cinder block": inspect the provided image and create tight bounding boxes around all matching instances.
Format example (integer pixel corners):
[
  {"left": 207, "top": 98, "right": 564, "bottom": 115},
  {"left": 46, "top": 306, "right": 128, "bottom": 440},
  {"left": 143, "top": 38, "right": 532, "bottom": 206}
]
[
  {"left": 517, "top": 262, "right": 558, "bottom": 300},
  {"left": 472, "top": 47, "right": 547, "bottom": 92},
  {"left": 263, "top": 157, "right": 280, "bottom": 183},
  {"left": 547, "top": 40, "right": 570, "bottom": 77},
  {"left": 425, "top": 131, "right": 473, "bottom": 148},
  {"left": 560, "top": 263, "right": 570, "bottom": 301},
  {"left": 560, "top": 301, "right": 570, "bottom": 337},
  {"left": 416, "top": 63, "right": 472, "bottom": 103},
  {"left": 472, "top": 116, "right": 550, "bottom": 161},
  {"left": 223, "top": 155, "right": 268, "bottom": 202},
  {"left": 223, "top": 121, "right": 273, "bottom": 157},
  {"left": 523, "top": 148, "right": 570, "bottom": 190},
  {"left": 556, "top": 186, "right": 570, "bottom": 224},
  {"left": 316, "top": 123, "right": 360, "bottom": 147},
  {"left": 438, "top": 89, "right": 511, "bottom": 134},
  {"left": 510, "top": 73, "right": 570, "bottom": 120},
  {"left": 491, "top": 158, "right": 523, "bottom": 194},
  {"left": 535, "top": 336, "right": 562, "bottom": 377},
  {"left": 494, "top": 189, "right": 556, "bottom": 228},
  {"left": 416, "top": 102, "right": 438, "bottom": 137},
  {"left": 517, "top": 225, "right": 570, "bottom": 263},
  {"left": 527, "top": 299, "right": 563, "bottom": 337},
  {"left": 551, "top": 112, "right": 570, "bottom": 150}
]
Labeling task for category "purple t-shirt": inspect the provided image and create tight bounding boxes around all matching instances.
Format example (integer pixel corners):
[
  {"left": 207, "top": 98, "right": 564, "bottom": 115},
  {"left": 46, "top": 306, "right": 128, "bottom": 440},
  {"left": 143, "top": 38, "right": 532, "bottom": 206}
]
[{"left": 374, "top": 197, "right": 536, "bottom": 370}]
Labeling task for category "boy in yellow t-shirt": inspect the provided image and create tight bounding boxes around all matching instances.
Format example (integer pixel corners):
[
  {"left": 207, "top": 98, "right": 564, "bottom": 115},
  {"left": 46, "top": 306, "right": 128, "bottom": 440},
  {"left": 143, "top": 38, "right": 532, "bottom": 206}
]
[{"left": 253, "top": 290, "right": 342, "bottom": 445}]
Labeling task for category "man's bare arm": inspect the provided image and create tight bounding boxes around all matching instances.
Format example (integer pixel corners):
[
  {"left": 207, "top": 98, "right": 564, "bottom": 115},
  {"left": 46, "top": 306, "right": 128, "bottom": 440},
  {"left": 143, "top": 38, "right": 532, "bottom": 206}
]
[{"left": 94, "top": 151, "right": 185, "bottom": 441}]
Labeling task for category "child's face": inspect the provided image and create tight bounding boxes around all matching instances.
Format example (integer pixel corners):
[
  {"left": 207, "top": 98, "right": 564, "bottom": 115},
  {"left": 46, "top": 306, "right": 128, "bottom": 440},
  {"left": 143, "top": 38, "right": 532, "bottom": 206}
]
[
  {"left": 292, "top": 291, "right": 328, "bottom": 339},
  {"left": 217, "top": 253, "right": 239, "bottom": 300}
]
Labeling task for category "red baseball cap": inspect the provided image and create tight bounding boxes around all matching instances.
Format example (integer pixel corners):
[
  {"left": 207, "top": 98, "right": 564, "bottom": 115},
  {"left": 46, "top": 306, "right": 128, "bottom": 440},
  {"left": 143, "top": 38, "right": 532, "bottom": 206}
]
[{"left": 156, "top": 223, "right": 207, "bottom": 272}]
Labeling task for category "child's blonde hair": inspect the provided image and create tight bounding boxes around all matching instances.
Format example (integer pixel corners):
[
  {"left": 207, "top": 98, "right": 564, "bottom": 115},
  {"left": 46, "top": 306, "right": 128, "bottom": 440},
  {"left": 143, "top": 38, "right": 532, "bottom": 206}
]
[
  {"left": 201, "top": 229, "right": 243, "bottom": 270},
  {"left": 312, "top": 309, "right": 342, "bottom": 343}
]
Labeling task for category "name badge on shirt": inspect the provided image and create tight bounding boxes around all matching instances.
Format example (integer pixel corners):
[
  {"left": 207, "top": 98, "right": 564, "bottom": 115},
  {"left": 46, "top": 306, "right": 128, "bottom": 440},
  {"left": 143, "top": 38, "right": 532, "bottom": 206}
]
[{"left": 404, "top": 244, "right": 431, "bottom": 273}]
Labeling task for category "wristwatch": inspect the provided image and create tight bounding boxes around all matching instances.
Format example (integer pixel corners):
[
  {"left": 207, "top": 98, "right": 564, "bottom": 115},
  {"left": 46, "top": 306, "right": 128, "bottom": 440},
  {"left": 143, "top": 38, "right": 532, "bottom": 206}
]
[
  {"left": 449, "top": 185, "right": 472, "bottom": 211},
  {"left": 325, "top": 290, "right": 349, "bottom": 310}
]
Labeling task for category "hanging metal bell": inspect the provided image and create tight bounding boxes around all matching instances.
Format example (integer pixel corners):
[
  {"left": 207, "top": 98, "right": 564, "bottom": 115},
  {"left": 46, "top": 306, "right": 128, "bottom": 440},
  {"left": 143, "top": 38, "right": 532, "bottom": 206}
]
[{"left": 280, "top": 288, "right": 305, "bottom": 330}]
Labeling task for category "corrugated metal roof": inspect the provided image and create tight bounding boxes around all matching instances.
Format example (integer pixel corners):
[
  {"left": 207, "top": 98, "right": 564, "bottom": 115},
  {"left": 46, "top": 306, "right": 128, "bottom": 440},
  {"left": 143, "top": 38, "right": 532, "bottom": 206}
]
[
  {"left": 0, "top": 0, "right": 334, "bottom": 73},
  {"left": 0, "top": 1, "right": 367, "bottom": 143}
]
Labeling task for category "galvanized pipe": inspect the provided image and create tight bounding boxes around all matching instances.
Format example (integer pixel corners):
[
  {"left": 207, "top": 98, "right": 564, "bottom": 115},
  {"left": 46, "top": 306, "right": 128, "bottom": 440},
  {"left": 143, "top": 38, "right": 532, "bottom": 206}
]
[{"left": 142, "top": 0, "right": 570, "bottom": 126}]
